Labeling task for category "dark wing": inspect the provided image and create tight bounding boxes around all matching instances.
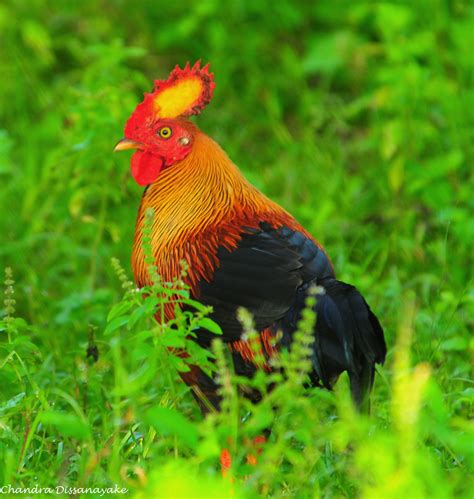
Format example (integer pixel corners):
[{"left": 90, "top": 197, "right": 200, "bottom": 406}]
[{"left": 195, "top": 222, "right": 334, "bottom": 343}]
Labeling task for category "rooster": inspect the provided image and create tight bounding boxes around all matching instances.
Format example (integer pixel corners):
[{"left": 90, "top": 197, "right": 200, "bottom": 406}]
[{"left": 114, "top": 62, "right": 386, "bottom": 415}]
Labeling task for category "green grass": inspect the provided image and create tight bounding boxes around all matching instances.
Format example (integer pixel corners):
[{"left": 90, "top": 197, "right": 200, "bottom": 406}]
[{"left": 0, "top": 0, "right": 473, "bottom": 497}]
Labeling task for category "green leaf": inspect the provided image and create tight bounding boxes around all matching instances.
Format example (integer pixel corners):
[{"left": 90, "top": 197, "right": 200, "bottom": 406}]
[
  {"left": 131, "top": 330, "right": 154, "bottom": 342},
  {"left": 107, "top": 301, "right": 133, "bottom": 321},
  {"left": 144, "top": 406, "right": 198, "bottom": 449},
  {"left": 172, "top": 289, "right": 190, "bottom": 298},
  {"left": 303, "top": 31, "right": 354, "bottom": 75},
  {"left": 161, "top": 333, "right": 186, "bottom": 349},
  {"left": 169, "top": 355, "right": 191, "bottom": 373},
  {"left": 198, "top": 318, "right": 222, "bottom": 335},
  {"left": 41, "top": 411, "right": 90, "bottom": 440},
  {"left": 388, "top": 157, "right": 405, "bottom": 193},
  {"left": 127, "top": 296, "right": 160, "bottom": 328},
  {"left": 0, "top": 392, "right": 26, "bottom": 415},
  {"left": 104, "top": 315, "right": 129, "bottom": 335},
  {"left": 440, "top": 337, "right": 468, "bottom": 351},
  {"left": 127, "top": 307, "right": 146, "bottom": 329},
  {"left": 247, "top": 407, "right": 275, "bottom": 433},
  {"left": 12, "top": 335, "right": 40, "bottom": 353},
  {"left": 186, "top": 299, "right": 211, "bottom": 313}
]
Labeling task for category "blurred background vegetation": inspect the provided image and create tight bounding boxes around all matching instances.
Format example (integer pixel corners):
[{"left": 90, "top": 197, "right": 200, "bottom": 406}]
[{"left": 0, "top": 0, "right": 472, "bottom": 497}]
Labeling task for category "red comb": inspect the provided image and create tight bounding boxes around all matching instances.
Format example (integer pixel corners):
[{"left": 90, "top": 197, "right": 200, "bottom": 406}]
[
  {"left": 153, "top": 61, "right": 215, "bottom": 117},
  {"left": 124, "top": 61, "right": 215, "bottom": 137}
]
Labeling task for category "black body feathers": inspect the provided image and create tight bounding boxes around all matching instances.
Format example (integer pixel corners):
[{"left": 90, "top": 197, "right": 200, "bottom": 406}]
[{"left": 196, "top": 223, "right": 387, "bottom": 408}]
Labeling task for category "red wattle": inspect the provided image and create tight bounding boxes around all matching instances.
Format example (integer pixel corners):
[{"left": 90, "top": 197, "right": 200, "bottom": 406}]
[{"left": 131, "top": 151, "right": 164, "bottom": 186}]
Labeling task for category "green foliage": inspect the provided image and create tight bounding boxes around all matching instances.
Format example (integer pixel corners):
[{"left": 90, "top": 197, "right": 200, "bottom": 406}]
[{"left": 0, "top": 0, "right": 472, "bottom": 497}]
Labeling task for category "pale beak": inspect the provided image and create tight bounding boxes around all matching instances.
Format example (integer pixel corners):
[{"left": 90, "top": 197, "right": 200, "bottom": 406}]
[{"left": 113, "top": 138, "right": 143, "bottom": 152}]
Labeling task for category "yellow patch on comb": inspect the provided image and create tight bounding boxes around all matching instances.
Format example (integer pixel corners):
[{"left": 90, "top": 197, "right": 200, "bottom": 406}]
[{"left": 153, "top": 77, "right": 203, "bottom": 118}]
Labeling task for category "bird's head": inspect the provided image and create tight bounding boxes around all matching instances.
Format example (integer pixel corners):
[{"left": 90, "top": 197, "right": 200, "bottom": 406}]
[{"left": 115, "top": 61, "right": 215, "bottom": 186}]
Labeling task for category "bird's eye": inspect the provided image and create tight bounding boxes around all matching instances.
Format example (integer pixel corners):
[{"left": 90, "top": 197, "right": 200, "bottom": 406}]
[{"left": 158, "top": 126, "right": 172, "bottom": 139}]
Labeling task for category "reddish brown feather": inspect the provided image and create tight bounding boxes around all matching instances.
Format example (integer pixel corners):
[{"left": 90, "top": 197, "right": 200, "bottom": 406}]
[{"left": 229, "top": 328, "right": 279, "bottom": 371}]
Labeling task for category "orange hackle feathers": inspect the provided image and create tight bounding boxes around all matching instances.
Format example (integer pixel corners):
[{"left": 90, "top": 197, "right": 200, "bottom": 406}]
[{"left": 124, "top": 61, "right": 214, "bottom": 137}]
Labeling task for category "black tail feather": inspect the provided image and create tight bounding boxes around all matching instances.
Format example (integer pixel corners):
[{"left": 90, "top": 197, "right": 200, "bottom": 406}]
[
  {"left": 264, "top": 273, "right": 385, "bottom": 409},
  {"left": 299, "top": 277, "right": 386, "bottom": 409}
]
